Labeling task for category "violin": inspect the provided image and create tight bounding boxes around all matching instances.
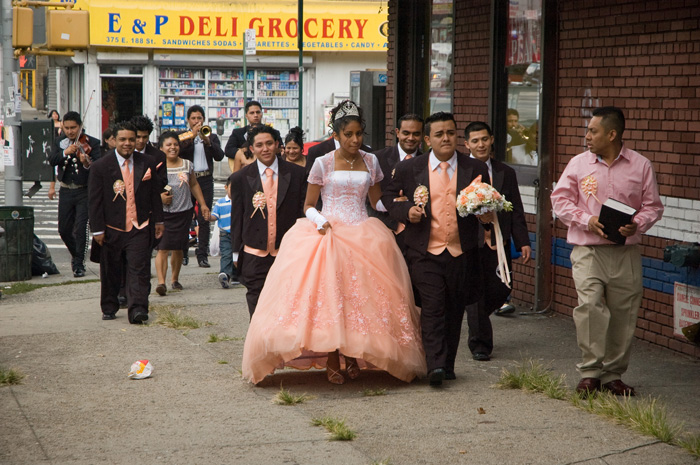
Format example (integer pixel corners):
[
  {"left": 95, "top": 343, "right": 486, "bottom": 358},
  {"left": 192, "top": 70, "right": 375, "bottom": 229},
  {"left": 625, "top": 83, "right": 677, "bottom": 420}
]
[{"left": 76, "top": 133, "right": 93, "bottom": 156}]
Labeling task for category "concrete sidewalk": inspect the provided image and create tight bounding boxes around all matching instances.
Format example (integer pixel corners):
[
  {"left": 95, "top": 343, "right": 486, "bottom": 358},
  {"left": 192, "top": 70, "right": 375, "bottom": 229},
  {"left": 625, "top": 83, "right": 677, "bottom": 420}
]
[{"left": 1, "top": 257, "right": 699, "bottom": 464}]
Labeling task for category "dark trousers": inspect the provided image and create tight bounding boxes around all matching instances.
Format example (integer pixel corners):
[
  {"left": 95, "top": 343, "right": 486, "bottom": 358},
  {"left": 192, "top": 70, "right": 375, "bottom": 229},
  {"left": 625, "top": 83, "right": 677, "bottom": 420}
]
[
  {"left": 239, "top": 250, "right": 275, "bottom": 318},
  {"left": 58, "top": 186, "right": 89, "bottom": 270},
  {"left": 407, "top": 248, "right": 476, "bottom": 373},
  {"left": 466, "top": 243, "right": 512, "bottom": 355},
  {"left": 99, "top": 227, "right": 152, "bottom": 323},
  {"left": 193, "top": 175, "right": 214, "bottom": 261}
]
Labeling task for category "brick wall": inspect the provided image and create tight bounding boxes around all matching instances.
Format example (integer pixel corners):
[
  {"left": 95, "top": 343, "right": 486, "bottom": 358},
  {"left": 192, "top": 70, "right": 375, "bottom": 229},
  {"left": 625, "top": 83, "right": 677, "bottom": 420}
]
[{"left": 453, "top": 0, "right": 491, "bottom": 145}]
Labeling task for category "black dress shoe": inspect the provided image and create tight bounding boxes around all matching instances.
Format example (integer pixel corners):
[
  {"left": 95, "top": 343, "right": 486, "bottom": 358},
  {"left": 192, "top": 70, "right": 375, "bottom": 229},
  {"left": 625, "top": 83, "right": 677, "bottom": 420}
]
[
  {"left": 73, "top": 268, "right": 85, "bottom": 278},
  {"left": 472, "top": 352, "right": 491, "bottom": 361},
  {"left": 117, "top": 295, "right": 127, "bottom": 308},
  {"left": 182, "top": 255, "right": 189, "bottom": 266},
  {"left": 198, "top": 258, "right": 210, "bottom": 268},
  {"left": 428, "top": 368, "right": 445, "bottom": 386},
  {"left": 102, "top": 313, "right": 116, "bottom": 320},
  {"left": 131, "top": 312, "right": 148, "bottom": 324},
  {"left": 445, "top": 370, "right": 457, "bottom": 381}
]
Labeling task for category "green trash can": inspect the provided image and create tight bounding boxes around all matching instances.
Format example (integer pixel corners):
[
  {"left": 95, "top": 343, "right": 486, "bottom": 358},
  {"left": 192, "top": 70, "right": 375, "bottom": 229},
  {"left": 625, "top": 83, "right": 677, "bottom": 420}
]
[{"left": 0, "top": 206, "right": 34, "bottom": 282}]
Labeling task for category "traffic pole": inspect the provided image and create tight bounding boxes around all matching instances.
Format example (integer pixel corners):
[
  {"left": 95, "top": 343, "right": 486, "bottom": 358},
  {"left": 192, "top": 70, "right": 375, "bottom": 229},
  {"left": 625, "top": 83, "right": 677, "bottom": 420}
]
[{"left": 1, "top": 0, "right": 23, "bottom": 206}]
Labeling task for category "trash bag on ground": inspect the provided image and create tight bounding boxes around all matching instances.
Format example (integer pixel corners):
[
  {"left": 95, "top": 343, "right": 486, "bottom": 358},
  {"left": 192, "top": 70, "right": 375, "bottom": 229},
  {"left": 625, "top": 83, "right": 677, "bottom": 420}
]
[{"left": 31, "top": 234, "right": 60, "bottom": 276}]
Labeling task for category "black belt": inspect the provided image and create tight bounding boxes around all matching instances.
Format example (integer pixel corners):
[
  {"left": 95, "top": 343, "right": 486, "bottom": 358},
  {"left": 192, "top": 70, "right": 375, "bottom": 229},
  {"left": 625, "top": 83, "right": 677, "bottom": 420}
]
[{"left": 194, "top": 170, "right": 211, "bottom": 178}]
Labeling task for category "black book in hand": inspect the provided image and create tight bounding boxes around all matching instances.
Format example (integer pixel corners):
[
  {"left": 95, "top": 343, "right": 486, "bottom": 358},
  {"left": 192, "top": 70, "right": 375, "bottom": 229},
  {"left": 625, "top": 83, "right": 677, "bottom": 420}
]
[{"left": 598, "top": 198, "right": 637, "bottom": 245}]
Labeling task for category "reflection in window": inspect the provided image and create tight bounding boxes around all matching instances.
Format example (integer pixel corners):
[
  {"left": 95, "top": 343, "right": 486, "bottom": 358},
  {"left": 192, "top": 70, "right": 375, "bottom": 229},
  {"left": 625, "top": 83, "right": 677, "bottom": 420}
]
[
  {"left": 505, "top": 0, "right": 541, "bottom": 166},
  {"left": 429, "top": 0, "right": 453, "bottom": 114}
]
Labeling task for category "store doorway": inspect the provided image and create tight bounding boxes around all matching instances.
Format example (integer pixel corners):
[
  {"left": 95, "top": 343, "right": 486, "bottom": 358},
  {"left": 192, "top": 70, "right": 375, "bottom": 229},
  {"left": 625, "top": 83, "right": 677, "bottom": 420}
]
[{"left": 100, "top": 66, "right": 144, "bottom": 134}]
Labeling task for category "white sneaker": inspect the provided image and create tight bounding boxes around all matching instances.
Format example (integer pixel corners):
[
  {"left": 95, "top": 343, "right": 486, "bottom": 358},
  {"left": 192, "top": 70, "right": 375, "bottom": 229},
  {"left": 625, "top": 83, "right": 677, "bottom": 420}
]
[{"left": 218, "top": 272, "right": 230, "bottom": 289}]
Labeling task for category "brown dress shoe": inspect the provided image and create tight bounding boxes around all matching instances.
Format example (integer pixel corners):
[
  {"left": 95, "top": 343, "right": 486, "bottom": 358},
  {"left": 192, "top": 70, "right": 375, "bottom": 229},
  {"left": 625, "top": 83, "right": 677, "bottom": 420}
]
[
  {"left": 602, "top": 379, "right": 636, "bottom": 396},
  {"left": 576, "top": 377, "right": 601, "bottom": 394}
]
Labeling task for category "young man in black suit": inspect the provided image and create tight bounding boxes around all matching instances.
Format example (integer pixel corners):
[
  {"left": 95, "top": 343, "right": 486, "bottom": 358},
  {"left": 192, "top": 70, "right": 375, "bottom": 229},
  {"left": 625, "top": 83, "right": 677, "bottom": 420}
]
[
  {"left": 132, "top": 115, "right": 167, "bottom": 187},
  {"left": 229, "top": 125, "right": 307, "bottom": 317},
  {"left": 382, "top": 112, "right": 491, "bottom": 386},
  {"left": 88, "top": 121, "right": 164, "bottom": 324},
  {"left": 178, "top": 105, "right": 225, "bottom": 268},
  {"left": 224, "top": 100, "right": 263, "bottom": 169},
  {"left": 372, "top": 114, "right": 424, "bottom": 237},
  {"left": 49, "top": 111, "right": 102, "bottom": 278},
  {"left": 464, "top": 121, "right": 531, "bottom": 361}
]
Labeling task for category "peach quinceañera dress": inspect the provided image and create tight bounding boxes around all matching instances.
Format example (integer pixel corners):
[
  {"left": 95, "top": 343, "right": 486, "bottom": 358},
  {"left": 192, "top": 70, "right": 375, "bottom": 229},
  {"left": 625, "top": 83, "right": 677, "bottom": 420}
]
[{"left": 242, "top": 151, "right": 427, "bottom": 383}]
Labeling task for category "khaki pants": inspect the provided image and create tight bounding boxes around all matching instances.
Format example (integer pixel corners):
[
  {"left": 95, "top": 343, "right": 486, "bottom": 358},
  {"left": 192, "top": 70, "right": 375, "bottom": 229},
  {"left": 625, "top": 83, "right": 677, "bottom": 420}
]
[{"left": 570, "top": 244, "right": 642, "bottom": 384}]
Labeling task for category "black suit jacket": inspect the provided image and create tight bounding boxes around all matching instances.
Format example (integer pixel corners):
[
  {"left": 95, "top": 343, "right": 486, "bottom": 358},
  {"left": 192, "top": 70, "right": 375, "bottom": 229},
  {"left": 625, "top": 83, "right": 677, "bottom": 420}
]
[
  {"left": 143, "top": 144, "right": 167, "bottom": 189},
  {"left": 382, "top": 151, "right": 490, "bottom": 256},
  {"left": 370, "top": 144, "right": 423, "bottom": 229},
  {"left": 88, "top": 152, "right": 164, "bottom": 234},
  {"left": 305, "top": 137, "right": 372, "bottom": 175},
  {"left": 178, "top": 133, "right": 225, "bottom": 172},
  {"left": 488, "top": 158, "right": 529, "bottom": 251},
  {"left": 230, "top": 157, "right": 307, "bottom": 253},
  {"left": 225, "top": 126, "right": 249, "bottom": 159},
  {"left": 49, "top": 134, "right": 102, "bottom": 185}
]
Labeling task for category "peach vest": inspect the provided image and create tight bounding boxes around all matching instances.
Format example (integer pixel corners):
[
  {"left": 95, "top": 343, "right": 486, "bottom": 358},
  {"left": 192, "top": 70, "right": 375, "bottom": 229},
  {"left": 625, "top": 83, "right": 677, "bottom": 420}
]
[
  {"left": 427, "top": 164, "right": 462, "bottom": 257},
  {"left": 110, "top": 159, "right": 148, "bottom": 232}
]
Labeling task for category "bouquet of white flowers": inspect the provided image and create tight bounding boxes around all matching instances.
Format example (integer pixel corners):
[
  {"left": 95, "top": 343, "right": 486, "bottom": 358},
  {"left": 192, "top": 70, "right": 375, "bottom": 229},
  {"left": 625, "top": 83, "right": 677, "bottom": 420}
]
[
  {"left": 456, "top": 175, "right": 513, "bottom": 217},
  {"left": 456, "top": 175, "right": 513, "bottom": 288}
]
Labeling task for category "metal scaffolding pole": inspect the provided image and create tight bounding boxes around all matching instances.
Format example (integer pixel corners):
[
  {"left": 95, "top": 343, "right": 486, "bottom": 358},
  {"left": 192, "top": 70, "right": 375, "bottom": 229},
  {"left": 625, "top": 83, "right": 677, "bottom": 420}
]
[{"left": 1, "top": 0, "right": 24, "bottom": 206}]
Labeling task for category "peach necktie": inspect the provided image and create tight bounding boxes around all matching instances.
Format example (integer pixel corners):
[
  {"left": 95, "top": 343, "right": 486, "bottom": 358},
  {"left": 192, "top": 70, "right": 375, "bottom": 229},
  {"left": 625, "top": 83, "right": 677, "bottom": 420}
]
[{"left": 263, "top": 168, "right": 277, "bottom": 253}]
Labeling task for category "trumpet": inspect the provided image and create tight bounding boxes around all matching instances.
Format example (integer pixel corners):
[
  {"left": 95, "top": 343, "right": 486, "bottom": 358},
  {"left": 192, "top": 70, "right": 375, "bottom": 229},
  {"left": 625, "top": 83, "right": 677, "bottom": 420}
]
[{"left": 179, "top": 125, "right": 212, "bottom": 142}]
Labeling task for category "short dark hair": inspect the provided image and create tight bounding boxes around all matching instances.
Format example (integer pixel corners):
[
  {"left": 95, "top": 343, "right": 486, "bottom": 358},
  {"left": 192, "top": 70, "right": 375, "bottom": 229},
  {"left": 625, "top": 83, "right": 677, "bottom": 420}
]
[
  {"left": 284, "top": 126, "right": 305, "bottom": 151},
  {"left": 247, "top": 124, "right": 278, "bottom": 145},
  {"left": 159, "top": 130, "right": 180, "bottom": 148},
  {"left": 102, "top": 128, "right": 114, "bottom": 142},
  {"left": 187, "top": 105, "right": 205, "bottom": 119},
  {"left": 464, "top": 121, "right": 493, "bottom": 139},
  {"left": 592, "top": 106, "right": 625, "bottom": 139},
  {"left": 113, "top": 121, "right": 137, "bottom": 136},
  {"left": 330, "top": 100, "right": 366, "bottom": 134},
  {"left": 62, "top": 111, "right": 81, "bottom": 125},
  {"left": 245, "top": 100, "right": 262, "bottom": 113},
  {"left": 506, "top": 108, "right": 519, "bottom": 118},
  {"left": 131, "top": 115, "right": 154, "bottom": 134},
  {"left": 424, "top": 112, "right": 456, "bottom": 136},
  {"left": 397, "top": 113, "right": 424, "bottom": 130}
]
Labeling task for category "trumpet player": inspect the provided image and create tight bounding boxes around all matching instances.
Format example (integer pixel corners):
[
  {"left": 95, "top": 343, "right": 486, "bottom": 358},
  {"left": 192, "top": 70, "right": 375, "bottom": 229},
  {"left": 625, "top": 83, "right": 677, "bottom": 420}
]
[
  {"left": 49, "top": 111, "right": 102, "bottom": 278},
  {"left": 178, "top": 105, "right": 225, "bottom": 268}
]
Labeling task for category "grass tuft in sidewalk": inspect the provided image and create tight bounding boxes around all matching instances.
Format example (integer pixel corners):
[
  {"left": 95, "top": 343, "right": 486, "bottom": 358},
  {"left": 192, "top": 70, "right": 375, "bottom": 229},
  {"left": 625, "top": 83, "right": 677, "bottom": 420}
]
[
  {"left": 0, "top": 367, "right": 26, "bottom": 386},
  {"left": 677, "top": 434, "right": 700, "bottom": 457},
  {"left": 571, "top": 391, "right": 683, "bottom": 443},
  {"left": 311, "top": 416, "right": 357, "bottom": 441},
  {"left": 2, "top": 279, "right": 100, "bottom": 295},
  {"left": 207, "top": 334, "right": 240, "bottom": 343},
  {"left": 361, "top": 388, "right": 387, "bottom": 397},
  {"left": 273, "top": 385, "right": 314, "bottom": 405},
  {"left": 499, "top": 359, "right": 700, "bottom": 458},
  {"left": 151, "top": 305, "right": 210, "bottom": 330},
  {"left": 496, "top": 359, "right": 568, "bottom": 400}
]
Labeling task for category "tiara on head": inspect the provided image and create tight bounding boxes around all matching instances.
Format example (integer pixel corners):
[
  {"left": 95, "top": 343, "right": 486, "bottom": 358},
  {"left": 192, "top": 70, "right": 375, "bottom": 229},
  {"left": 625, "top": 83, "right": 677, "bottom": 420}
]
[{"left": 334, "top": 101, "right": 360, "bottom": 121}]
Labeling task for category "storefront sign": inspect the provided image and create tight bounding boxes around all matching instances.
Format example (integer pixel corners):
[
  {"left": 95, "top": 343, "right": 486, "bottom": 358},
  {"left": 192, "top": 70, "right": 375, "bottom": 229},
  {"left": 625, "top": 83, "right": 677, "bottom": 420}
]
[
  {"left": 674, "top": 282, "right": 700, "bottom": 337},
  {"left": 83, "top": 0, "right": 388, "bottom": 52}
]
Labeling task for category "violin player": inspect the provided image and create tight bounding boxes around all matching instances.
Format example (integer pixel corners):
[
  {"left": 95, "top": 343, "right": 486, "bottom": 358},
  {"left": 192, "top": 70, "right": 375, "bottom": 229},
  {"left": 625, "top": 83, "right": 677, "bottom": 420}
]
[{"left": 50, "top": 111, "right": 102, "bottom": 278}]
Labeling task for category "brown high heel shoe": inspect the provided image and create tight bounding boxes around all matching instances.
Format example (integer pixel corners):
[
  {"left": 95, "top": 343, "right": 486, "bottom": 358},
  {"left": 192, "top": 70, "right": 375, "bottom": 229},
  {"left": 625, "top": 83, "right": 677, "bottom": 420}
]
[
  {"left": 326, "top": 350, "right": 345, "bottom": 385},
  {"left": 345, "top": 356, "right": 360, "bottom": 380}
]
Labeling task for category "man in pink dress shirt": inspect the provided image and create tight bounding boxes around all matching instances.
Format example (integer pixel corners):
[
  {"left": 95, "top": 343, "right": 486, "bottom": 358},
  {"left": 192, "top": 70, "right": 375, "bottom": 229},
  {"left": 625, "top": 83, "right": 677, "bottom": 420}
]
[{"left": 551, "top": 107, "right": 664, "bottom": 396}]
